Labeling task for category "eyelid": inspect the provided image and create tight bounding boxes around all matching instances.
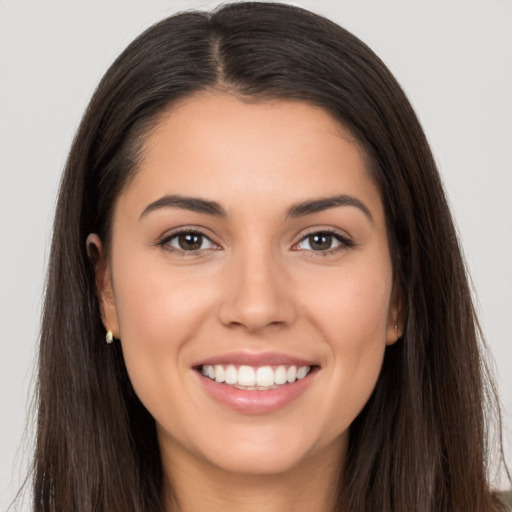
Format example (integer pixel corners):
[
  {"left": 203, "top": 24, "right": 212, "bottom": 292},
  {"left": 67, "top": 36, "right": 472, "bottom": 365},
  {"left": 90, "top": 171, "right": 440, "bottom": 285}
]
[
  {"left": 292, "top": 227, "right": 354, "bottom": 253},
  {"left": 155, "top": 225, "right": 353, "bottom": 256},
  {"left": 157, "top": 226, "right": 221, "bottom": 253}
]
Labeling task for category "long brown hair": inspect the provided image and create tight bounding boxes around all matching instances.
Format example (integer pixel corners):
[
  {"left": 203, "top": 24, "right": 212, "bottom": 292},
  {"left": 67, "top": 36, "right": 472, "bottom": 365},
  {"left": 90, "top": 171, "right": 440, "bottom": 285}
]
[{"left": 32, "top": 2, "right": 507, "bottom": 511}]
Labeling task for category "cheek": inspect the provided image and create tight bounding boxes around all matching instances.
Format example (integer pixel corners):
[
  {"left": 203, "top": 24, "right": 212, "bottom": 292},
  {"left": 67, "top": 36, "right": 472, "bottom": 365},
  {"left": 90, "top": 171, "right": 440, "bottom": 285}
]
[
  {"left": 113, "top": 250, "right": 219, "bottom": 336},
  {"left": 302, "top": 256, "right": 392, "bottom": 345},
  {"left": 110, "top": 256, "right": 218, "bottom": 409},
  {"left": 299, "top": 262, "right": 391, "bottom": 431}
]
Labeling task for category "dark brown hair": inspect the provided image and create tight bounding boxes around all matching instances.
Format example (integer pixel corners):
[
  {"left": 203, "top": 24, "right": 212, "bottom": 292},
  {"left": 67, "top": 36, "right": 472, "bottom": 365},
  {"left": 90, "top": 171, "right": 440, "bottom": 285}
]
[{"left": 32, "top": 2, "right": 507, "bottom": 511}]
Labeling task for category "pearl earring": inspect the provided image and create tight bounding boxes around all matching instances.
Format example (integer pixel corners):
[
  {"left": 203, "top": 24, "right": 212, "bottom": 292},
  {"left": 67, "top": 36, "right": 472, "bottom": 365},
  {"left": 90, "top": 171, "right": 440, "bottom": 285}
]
[{"left": 106, "top": 330, "right": 114, "bottom": 344}]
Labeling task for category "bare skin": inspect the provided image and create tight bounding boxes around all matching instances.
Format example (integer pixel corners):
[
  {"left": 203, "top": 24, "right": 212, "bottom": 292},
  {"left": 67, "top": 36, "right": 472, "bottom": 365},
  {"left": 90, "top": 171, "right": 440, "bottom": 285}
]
[
  {"left": 89, "top": 93, "right": 402, "bottom": 512},
  {"left": 162, "top": 435, "right": 344, "bottom": 512}
]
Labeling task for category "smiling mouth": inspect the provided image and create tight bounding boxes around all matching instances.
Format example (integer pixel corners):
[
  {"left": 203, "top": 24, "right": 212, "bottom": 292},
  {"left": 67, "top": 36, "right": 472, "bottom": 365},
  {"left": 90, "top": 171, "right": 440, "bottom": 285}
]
[{"left": 199, "top": 364, "right": 313, "bottom": 390}]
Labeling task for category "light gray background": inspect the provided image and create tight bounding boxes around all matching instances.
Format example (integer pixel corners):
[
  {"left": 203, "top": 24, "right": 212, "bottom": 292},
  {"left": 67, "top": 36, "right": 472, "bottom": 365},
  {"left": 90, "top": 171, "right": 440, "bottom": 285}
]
[{"left": 1, "top": 1, "right": 511, "bottom": 509}]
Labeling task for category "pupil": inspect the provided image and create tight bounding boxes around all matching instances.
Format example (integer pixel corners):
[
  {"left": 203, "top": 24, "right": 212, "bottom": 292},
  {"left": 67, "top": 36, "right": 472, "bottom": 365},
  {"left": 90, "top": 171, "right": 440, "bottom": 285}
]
[
  {"left": 179, "top": 233, "right": 202, "bottom": 250},
  {"left": 310, "top": 233, "right": 332, "bottom": 250}
]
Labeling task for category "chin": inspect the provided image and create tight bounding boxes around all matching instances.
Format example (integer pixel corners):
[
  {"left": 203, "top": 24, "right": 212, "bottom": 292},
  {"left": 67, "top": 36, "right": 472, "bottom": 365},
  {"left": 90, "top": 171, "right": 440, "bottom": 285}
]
[
  {"left": 193, "top": 424, "right": 342, "bottom": 477},
  {"left": 205, "top": 443, "right": 310, "bottom": 476}
]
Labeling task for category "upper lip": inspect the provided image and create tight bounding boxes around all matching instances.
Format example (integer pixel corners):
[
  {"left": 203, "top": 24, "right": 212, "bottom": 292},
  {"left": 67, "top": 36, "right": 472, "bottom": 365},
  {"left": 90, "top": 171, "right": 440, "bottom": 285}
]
[{"left": 193, "top": 351, "right": 318, "bottom": 368}]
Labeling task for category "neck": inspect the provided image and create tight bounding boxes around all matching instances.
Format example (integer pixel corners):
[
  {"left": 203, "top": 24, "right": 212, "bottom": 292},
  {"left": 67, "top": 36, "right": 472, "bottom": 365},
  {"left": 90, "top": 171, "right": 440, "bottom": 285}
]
[{"left": 161, "top": 438, "right": 345, "bottom": 512}]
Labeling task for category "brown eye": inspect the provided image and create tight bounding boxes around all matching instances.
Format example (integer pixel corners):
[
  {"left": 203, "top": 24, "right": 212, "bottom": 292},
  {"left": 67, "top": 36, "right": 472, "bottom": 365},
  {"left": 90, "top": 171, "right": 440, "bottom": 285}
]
[
  {"left": 308, "top": 233, "right": 334, "bottom": 251},
  {"left": 165, "top": 231, "right": 216, "bottom": 252},
  {"left": 178, "top": 233, "right": 203, "bottom": 250},
  {"left": 295, "top": 231, "right": 350, "bottom": 252}
]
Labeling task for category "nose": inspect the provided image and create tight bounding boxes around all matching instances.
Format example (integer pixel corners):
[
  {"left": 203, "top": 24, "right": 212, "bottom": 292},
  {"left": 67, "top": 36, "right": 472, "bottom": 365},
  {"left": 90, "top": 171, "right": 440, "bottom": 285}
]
[{"left": 218, "top": 248, "right": 297, "bottom": 333}]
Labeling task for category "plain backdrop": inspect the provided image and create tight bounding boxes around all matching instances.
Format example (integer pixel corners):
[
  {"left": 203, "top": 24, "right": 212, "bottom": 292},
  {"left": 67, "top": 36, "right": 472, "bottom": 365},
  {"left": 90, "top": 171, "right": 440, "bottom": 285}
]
[{"left": 1, "top": 0, "right": 511, "bottom": 509}]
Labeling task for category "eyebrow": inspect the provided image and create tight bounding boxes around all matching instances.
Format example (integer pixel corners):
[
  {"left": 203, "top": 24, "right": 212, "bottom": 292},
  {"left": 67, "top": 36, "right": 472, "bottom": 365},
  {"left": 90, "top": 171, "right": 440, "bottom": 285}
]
[
  {"left": 139, "top": 194, "right": 226, "bottom": 219},
  {"left": 285, "top": 194, "right": 374, "bottom": 223},
  {"left": 139, "top": 193, "right": 373, "bottom": 223}
]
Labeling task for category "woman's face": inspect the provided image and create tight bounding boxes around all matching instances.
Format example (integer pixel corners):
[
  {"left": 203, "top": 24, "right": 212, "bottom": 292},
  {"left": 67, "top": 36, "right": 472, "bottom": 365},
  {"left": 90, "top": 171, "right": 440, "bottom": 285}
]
[{"left": 96, "top": 93, "right": 400, "bottom": 477}]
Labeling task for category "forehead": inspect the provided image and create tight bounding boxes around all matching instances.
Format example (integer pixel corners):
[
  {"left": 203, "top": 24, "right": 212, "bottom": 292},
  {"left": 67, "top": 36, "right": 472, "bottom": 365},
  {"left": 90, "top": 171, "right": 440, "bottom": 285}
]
[{"left": 118, "top": 92, "right": 384, "bottom": 223}]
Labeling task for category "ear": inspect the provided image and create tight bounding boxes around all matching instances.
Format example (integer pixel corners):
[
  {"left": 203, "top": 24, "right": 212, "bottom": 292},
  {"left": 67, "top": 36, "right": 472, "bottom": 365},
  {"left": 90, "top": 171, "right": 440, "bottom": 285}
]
[
  {"left": 386, "top": 274, "right": 406, "bottom": 346},
  {"left": 86, "top": 234, "right": 120, "bottom": 339}
]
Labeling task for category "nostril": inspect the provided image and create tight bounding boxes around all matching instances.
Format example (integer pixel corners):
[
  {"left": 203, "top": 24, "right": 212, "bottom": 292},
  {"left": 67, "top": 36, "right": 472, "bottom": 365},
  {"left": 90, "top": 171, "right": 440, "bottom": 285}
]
[
  {"left": 218, "top": 301, "right": 296, "bottom": 333},
  {"left": 217, "top": 267, "right": 297, "bottom": 331}
]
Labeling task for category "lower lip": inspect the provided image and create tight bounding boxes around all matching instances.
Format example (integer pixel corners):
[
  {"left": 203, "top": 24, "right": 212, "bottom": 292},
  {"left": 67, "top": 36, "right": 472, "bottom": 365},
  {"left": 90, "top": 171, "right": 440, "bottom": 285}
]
[{"left": 196, "top": 369, "right": 317, "bottom": 414}]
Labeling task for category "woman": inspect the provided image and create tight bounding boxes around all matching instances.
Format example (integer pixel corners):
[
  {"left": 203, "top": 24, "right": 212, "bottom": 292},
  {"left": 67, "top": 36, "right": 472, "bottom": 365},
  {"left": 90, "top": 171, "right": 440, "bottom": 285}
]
[{"left": 31, "top": 2, "right": 509, "bottom": 511}]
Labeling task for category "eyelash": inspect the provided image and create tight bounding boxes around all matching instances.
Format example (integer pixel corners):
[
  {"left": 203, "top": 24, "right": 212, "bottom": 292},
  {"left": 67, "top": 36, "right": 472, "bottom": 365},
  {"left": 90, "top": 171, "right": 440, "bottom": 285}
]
[
  {"left": 157, "top": 228, "right": 354, "bottom": 256},
  {"left": 158, "top": 228, "right": 219, "bottom": 256},
  {"left": 292, "top": 229, "right": 354, "bottom": 256}
]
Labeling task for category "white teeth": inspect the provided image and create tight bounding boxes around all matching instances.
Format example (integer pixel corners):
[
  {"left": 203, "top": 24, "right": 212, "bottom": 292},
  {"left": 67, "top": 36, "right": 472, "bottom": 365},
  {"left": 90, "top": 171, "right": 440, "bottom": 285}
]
[
  {"left": 274, "top": 365, "right": 287, "bottom": 385},
  {"left": 286, "top": 366, "right": 297, "bottom": 383},
  {"left": 297, "top": 366, "right": 308, "bottom": 380},
  {"left": 256, "top": 366, "right": 274, "bottom": 387},
  {"left": 238, "top": 365, "right": 256, "bottom": 386},
  {"left": 200, "top": 364, "right": 311, "bottom": 388},
  {"left": 225, "top": 365, "right": 238, "bottom": 385},
  {"left": 214, "top": 365, "right": 225, "bottom": 383}
]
